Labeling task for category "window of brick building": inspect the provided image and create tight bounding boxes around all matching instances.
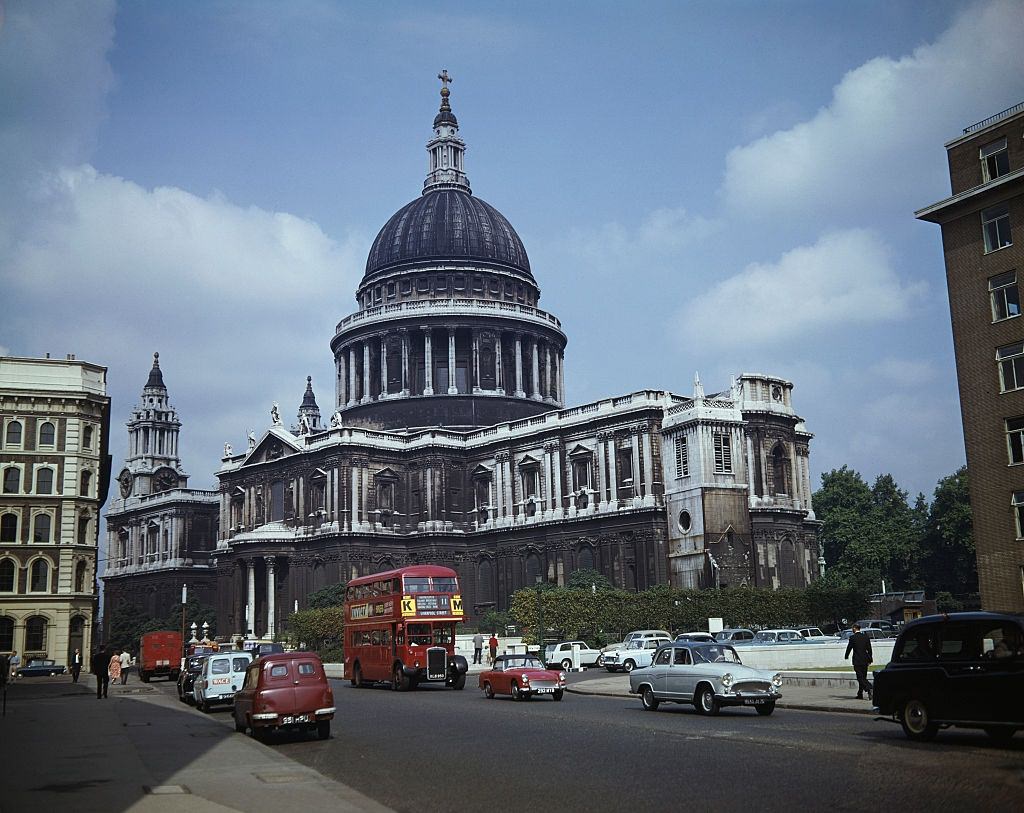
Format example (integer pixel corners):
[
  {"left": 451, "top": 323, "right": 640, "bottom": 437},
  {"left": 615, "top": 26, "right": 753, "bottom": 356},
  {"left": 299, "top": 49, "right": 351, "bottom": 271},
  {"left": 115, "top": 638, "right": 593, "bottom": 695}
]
[
  {"left": 981, "top": 138, "right": 1009, "bottom": 182},
  {"left": 1008, "top": 417, "right": 1024, "bottom": 465},
  {"left": 990, "top": 271, "right": 1021, "bottom": 321},
  {"left": 30, "top": 560, "right": 49, "bottom": 592},
  {"left": 38, "top": 422, "right": 55, "bottom": 447},
  {"left": 3, "top": 467, "right": 20, "bottom": 494},
  {"left": 25, "top": 616, "right": 47, "bottom": 650},
  {"left": 1013, "top": 491, "right": 1024, "bottom": 539},
  {"left": 0, "top": 559, "right": 15, "bottom": 592},
  {"left": 4, "top": 420, "right": 22, "bottom": 446},
  {"left": 36, "top": 468, "right": 54, "bottom": 495},
  {"left": 32, "top": 513, "right": 51, "bottom": 544},
  {"left": 997, "top": 343, "right": 1024, "bottom": 392},
  {"left": 0, "top": 513, "right": 17, "bottom": 543},
  {"left": 983, "top": 204, "right": 1012, "bottom": 253}
]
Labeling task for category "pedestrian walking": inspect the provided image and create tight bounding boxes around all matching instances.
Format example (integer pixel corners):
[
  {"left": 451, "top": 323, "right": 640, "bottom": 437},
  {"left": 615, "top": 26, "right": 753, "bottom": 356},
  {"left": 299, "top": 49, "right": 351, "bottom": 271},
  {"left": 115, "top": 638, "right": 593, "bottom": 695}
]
[
  {"left": 488, "top": 633, "right": 498, "bottom": 664},
  {"left": 844, "top": 623, "right": 873, "bottom": 700},
  {"left": 91, "top": 647, "right": 109, "bottom": 699},
  {"left": 70, "top": 648, "right": 83, "bottom": 682},
  {"left": 108, "top": 649, "right": 122, "bottom": 686},
  {"left": 472, "top": 632, "right": 484, "bottom": 664},
  {"left": 8, "top": 650, "right": 20, "bottom": 681},
  {"left": 119, "top": 649, "right": 131, "bottom": 685}
]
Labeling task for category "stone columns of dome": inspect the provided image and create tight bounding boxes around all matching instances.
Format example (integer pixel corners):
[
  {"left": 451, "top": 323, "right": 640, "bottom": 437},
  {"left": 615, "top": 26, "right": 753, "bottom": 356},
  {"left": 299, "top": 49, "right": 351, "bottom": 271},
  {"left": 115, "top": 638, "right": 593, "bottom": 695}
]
[
  {"left": 642, "top": 428, "right": 655, "bottom": 505},
  {"left": 447, "top": 328, "right": 457, "bottom": 395},
  {"left": 265, "top": 557, "right": 276, "bottom": 639},
  {"left": 471, "top": 329, "right": 481, "bottom": 393},
  {"left": 423, "top": 328, "right": 434, "bottom": 395},
  {"left": 531, "top": 338, "right": 541, "bottom": 399},
  {"left": 495, "top": 333, "right": 504, "bottom": 394},
  {"left": 348, "top": 346, "right": 357, "bottom": 407},
  {"left": 400, "top": 329, "right": 410, "bottom": 395},
  {"left": 514, "top": 335, "right": 525, "bottom": 398},
  {"left": 558, "top": 352, "right": 565, "bottom": 406},
  {"left": 362, "top": 343, "right": 371, "bottom": 404},
  {"left": 337, "top": 355, "right": 345, "bottom": 407},
  {"left": 544, "top": 344, "right": 553, "bottom": 402}
]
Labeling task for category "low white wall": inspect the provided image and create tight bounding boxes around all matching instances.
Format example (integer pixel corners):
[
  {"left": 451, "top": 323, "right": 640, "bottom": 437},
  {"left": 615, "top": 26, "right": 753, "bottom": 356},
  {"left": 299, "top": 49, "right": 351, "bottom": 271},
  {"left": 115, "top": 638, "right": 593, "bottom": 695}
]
[
  {"left": 737, "top": 641, "right": 895, "bottom": 670},
  {"left": 454, "top": 634, "right": 523, "bottom": 660}
]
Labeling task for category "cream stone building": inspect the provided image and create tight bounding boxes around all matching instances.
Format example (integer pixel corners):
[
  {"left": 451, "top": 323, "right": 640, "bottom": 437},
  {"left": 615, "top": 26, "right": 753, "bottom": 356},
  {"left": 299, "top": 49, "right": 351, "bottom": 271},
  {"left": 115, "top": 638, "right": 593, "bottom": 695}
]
[{"left": 0, "top": 355, "right": 111, "bottom": 664}]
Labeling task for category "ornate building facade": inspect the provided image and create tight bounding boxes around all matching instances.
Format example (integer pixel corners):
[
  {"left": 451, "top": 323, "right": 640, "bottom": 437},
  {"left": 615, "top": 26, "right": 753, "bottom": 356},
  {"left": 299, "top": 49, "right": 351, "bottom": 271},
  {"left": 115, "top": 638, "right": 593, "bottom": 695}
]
[
  {"left": 0, "top": 355, "right": 111, "bottom": 662},
  {"left": 102, "top": 354, "right": 219, "bottom": 627},
  {"left": 208, "top": 79, "right": 822, "bottom": 639}
]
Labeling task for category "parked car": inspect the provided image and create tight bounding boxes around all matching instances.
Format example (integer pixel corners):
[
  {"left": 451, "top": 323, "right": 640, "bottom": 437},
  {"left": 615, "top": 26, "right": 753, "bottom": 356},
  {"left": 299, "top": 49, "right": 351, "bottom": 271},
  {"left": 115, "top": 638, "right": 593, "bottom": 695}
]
[
  {"left": 873, "top": 612, "right": 1024, "bottom": 743},
  {"left": 16, "top": 658, "right": 66, "bottom": 677},
  {"left": 838, "top": 628, "right": 890, "bottom": 641},
  {"left": 177, "top": 654, "right": 209, "bottom": 704},
  {"left": 194, "top": 651, "right": 254, "bottom": 712},
  {"left": 855, "top": 619, "right": 896, "bottom": 637},
  {"left": 752, "top": 630, "right": 805, "bottom": 644},
  {"left": 479, "top": 654, "right": 566, "bottom": 701},
  {"left": 546, "top": 640, "right": 602, "bottom": 670},
  {"left": 629, "top": 642, "right": 783, "bottom": 716},
  {"left": 603, "top": 637, "right": 671, "bottom": 672},
  {"left": 233, "top": 652, "right": 335, "bottom": 741},
  {"left": 797, "top": 627, "right": 836, "bottom": 642},
  {"left": 714, "top": 629, "right": 755, "bottom": 644},
  {"left": 601, "top": 629, "right": 672, "bottom": 654},
  {"left": 675, "top": 632, "right": 716, "bottom": 643}
]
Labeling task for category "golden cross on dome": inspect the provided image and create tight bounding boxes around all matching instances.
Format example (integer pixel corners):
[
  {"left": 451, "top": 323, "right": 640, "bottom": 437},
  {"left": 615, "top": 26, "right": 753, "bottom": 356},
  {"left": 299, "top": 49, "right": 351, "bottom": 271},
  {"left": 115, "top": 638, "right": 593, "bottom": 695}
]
[{"left": 438, "top": 69, "right": 453, "bottom": 90}]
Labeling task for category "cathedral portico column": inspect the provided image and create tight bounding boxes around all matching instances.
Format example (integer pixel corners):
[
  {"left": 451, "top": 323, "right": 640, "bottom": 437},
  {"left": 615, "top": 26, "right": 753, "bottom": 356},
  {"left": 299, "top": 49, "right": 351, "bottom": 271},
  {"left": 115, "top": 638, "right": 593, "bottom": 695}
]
[
  {"left": 531, "top": 338, "right": 541, "bottom": 399},
  {"left": 348, "top": 346, "right": 357, "bottom": 406},
  {"left": 265, "top": 557, "right": 276, "bottom": 639},
  {"left": 552, "top": 443, "right": 563, "bottom": 513},
  {"left": 641, "top": 428, "right": 655, "bottom": 505},
  {"left": 447, "top": 328, "right": 457, "bottom": 394},
  {"left": 362, "top": 342, "right": 371, "bottom": 404},
  {"left": 514, "top": 335, "right": 524, "bottom": 398},
  {"left": 400, "top": 329, "right": 410, "bottom": 395},
  {"left": 380, "top": 335, "right": 389, "bottom": 398},
  {"left": 746, "top": 435, "right": 756, "bottom": 495},
  {"left": 423, "top": 328, "right": 434, "bottom": 395},
  {"left": 246, "top": 559, "right": 256, "bottom": 637},
  {"left": 608, "top": 435, "right": 619, "bottom": 506},
  {"left": 630, "top": 429, "right": 641, "bottom": 500},
  {"left": 472, "top": 329, "right": 481, "bottom": 393}
]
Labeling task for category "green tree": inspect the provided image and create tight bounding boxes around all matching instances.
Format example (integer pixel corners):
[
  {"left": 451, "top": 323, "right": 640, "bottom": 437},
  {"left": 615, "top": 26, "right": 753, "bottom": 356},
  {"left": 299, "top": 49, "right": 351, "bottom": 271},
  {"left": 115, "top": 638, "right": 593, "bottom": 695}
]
[
  {"left": 307, "top": 582, "right": 348, "bottom": 608},
  {"left": 813, "top": 466, "right": 874, "bottom": 578},
  {"left": 477, "top": 609, "right": 510, "bottom": 634},
  {"left": 286, "top": 606, "right": 345, "bottom": 658},
  {"left": 919, "top": 466, "right": 976, "bottom": 597},
  {"left": 565, "top": 568, "right": 613, "bottom": 591}
]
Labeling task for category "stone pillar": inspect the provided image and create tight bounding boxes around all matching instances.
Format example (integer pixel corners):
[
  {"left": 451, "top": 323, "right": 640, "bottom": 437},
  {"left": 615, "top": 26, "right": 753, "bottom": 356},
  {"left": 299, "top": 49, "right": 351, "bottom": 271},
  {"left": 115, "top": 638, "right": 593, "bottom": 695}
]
[
  {"left": 531, "top": 338, "right": 541, "bottom": 399},
  {"left": 351, "top": 462, "right": 360, "bottom": 529},
  {"left": 246, "top": 559, "right": 256, "bottom": 636},
  {"left": 544, "top": 344, "right": 553, "bottom": 401},
  {"left": 495, "top": 333, "right": 504, "bottom": 394},
  {"left": 447, "top": 328, "right": 457, "bottom": 394},
  {"left": 265, "top": 557, "right": 276, "bottom": 639},
  {"left": 608, "top": 435, "right": 619, "bottom": 506},
  {"left": 362, "top": 342, "right": 371, "bottom": 403},
  {"left": 337, "top": 355, "right": 346, "bottom": 407},
  {"left": 514, "top": 335, "right": 524, "bottom": 398},
  {"left": 642, "top": 429, "right": 655, "bottom": 504},
  {"left": 348, "top": 346, "right": 357, "bottom": 407},
  {"left": 552, "top": 443, "right": 563, "bottom": 514},
  {"left": 380, "top": 335, "right": 388, "bottom": 398},
  {"left": 400, "top": 329, "right": 410, "bottom": 395},
  {"left": 542, "top": 443, "right": 552, "bottom": 515},
  {"left": 630, "top": 430, "right": 641, "bottom": 499},
  {"left": 472, "top": 329, "right": 481, "bottom": 393},
  {"left": 494, "top": 454, "right": 505, "bottom": 518},
  {"left": 423, "top": 328, "right": 434, "bottom": 395},
  {"left": 746, "top": 435, "right": 756, "bottom": 495}
]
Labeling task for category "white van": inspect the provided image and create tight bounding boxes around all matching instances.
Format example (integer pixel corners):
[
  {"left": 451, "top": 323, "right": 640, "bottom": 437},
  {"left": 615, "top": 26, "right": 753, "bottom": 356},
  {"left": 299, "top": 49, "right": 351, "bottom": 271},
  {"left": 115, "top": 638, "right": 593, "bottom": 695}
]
[{"left": 194, "top": 651, "right": 254, "bottom": 712}]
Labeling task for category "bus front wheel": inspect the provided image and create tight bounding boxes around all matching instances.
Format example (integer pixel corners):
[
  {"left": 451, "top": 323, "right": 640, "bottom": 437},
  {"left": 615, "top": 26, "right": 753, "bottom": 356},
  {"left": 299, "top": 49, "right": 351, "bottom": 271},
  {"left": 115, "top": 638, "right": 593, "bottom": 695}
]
[
  {"left": 392, "top": 666, "right": 409, "bottom": 692},
  {"left": 450, "top": 672, "right": 466, "bottom": 690}
]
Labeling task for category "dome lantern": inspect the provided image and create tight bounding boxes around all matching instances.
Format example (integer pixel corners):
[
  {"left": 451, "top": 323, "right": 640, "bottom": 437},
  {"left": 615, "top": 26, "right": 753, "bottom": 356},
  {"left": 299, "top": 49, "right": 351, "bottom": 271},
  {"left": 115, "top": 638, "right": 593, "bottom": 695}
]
[{"left": 424, "top": 69, "right": 471, "bottom": 195}]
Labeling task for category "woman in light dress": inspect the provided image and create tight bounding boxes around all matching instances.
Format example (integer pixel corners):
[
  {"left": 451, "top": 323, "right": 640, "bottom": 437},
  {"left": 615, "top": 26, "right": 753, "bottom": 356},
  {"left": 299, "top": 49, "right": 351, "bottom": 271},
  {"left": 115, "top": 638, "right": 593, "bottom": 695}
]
[{"left": 108, "top": 649, "right": 122, "bottom": 684}]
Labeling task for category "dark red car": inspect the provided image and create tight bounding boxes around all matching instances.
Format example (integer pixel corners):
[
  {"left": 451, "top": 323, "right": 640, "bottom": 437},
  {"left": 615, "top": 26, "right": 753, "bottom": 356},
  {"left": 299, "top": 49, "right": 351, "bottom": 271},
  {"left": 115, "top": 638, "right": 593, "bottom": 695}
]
[
  {"left": 478, "top": 654, "right": 566, "bottom": 701},
  {"left": 232, "top": 652, "right": 335, "bottom": 741}
]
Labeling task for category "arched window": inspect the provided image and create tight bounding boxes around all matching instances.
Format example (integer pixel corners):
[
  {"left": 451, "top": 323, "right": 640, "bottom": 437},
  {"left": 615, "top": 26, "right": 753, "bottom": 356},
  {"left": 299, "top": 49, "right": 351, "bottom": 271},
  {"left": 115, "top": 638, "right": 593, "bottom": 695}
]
[
  {"left": 0, "top": 559, "right": 15, "bottom": 592},
  {"left": 32, "top": 513, "right": 51, "bottom": 543},
  {"left": 3, "top": 467, "right": 20, "bottom": 494},
  {"left": 0, "top": 617, "right": 13, "bottom": 651},
  {"left": 577, "top": 546, "right": 595, "bottom": 571},
  {"left": 78, "top": 515, "right": 90, "bottom": 545},
  {"left": 270, "top": 480, "right": 285, "bottom": 521},
  {"left": 525, "top": 552, "right": 542, "bottom": 586},
  {"left": 0, "top": 513, "right": 17, "bottom": 543},
  {"left": 38, "top": 421, "right": 56, "bottom": 446},
  {"left": 5, "top": 420, "right": 22, "bottom": 446},
  {"left": 75, "top": 560, "right": 87, "bottom": 592},
  {"left": 80, "top": 470, "right": 92, "bottom": 497},
  {"left": 25, "top": 615, "right": 47, "bottom": 651},
  {"left": 477, "top": 558, "right": 494, "bottom": 604},
  {"left": 83, "top": 425, "right": 93, "bottom": 449},
  {"left": 771, "top": 445, "right": 790, "bottom": 496},
  {"left": 30, "top": 559, "right": 49, "bottom": 592},
  {"left": 36, "top": 468, "right": 54, "bottom": 495},
  {"left": 117, "top": 529, "right": 129, "bottom": 560}
]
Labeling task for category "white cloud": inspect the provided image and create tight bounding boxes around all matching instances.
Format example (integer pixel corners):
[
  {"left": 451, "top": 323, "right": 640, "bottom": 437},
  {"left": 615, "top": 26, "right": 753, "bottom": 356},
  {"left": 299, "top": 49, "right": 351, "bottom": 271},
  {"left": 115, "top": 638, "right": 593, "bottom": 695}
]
[
  {"left": 867, "top": 357, "right": 937, "bottom": 388},
  {"left": 722, "top": 0, "right": 1024, "bottom": 220},
  {"left": 676, "top": 229, "right": 926, "bottom": 350}
]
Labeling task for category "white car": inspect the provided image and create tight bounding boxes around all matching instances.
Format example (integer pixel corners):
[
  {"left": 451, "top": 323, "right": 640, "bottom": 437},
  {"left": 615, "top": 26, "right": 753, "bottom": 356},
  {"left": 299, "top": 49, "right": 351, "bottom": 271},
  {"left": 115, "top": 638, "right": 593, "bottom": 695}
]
[
  {"left": 602, "top": 637, "right": 671, "bottom": 672},
  {"left": 752, "top": 629, "right": 806, "bottom": 645},
  {"left": 601, "top": 629, "right": 672, "bottom": 654},
  {"left": 546, "top": 641, "right": 602, "bottom": 670},
  {"left": 797, "top": 627, "right": 838, "bottom": 642}
]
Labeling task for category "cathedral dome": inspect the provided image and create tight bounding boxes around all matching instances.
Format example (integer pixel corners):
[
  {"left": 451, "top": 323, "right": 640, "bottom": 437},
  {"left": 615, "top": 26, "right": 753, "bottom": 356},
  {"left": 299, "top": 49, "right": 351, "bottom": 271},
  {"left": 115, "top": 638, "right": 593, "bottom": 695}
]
[{"left": 362, "top": 189, "right": 533, "bottom": 283}]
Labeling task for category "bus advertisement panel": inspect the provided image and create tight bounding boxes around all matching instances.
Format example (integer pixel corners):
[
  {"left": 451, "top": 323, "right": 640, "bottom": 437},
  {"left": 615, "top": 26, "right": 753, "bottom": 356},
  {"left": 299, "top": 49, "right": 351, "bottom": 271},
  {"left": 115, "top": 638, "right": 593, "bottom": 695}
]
[{"left": 344, "top": 565, "right": 468, "bottom": 691}]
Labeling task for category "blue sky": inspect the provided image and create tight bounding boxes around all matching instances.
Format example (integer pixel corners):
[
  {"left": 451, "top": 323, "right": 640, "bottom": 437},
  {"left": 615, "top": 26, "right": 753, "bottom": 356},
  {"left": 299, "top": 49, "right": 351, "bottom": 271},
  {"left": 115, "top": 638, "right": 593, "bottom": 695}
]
[{"left": 2, "top": 0, "right": 1023, "bottom": 501}]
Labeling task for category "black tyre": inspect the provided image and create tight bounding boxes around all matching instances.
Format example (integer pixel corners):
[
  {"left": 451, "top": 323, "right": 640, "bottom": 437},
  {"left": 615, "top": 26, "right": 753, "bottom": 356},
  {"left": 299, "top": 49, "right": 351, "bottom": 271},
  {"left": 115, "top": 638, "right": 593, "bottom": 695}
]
[
  {"left": 316, "top": 721, "right": 331, "bottom": 740},
  {"left": 623, "top": 660, "right": 636, "bottom": 673},
  {"left": 451, "top": 672, "right": 466, "bottom": 690},
  {"left": 553, "top": 689, "right": 564, "bottom": 701},
  {"left": 200, "top": 698, "right": 211, "bottom": 714},
  {"left": 900, "top": 698, "right": 939, "bottom": 742},
  {"left": 234, "top": 713, "right": 246, "bottom": 733},
  {"left": 641, "top": 686, "right": 660, "bottom": 711},
  {"left": 393, "top": 666, "right": 409, "bottom": 692},
  {"left": 483, "top": 681, "right": 495, "bottom": 699},
  {"left": 561, "top": 658, "right": 572, "bottom": 671},
  {"left": 755, "top": 702, "right": 776, "bottom": 716},
  {"left": 596, "top": 655, "right": 605, "bottom": 667},
  {"left": 511, "top": 681, "right": 522, "bottom": 701},
  {"left": 696, "top": 685, "right": 720, "bottom": 716},
  {"left": 140, "top": 672, "right": 150, "bottom": 683}
]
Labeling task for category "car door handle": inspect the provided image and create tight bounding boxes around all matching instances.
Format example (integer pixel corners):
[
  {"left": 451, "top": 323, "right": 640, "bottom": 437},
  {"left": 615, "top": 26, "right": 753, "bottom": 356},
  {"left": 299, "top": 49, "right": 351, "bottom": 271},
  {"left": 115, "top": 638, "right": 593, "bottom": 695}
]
[{"left": 294, "top": 680, "right": 300, "bottom": 685}]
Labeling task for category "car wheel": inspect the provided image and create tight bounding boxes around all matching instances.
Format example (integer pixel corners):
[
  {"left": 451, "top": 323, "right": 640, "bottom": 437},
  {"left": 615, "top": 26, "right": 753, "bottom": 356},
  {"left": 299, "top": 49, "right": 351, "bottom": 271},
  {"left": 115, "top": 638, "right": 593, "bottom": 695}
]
[
  {"left": 696, "top": 685, "right": 720, "bottom": 716},
  {"left": 450, "top": 673, "right": 466, "bottom": 690},
  {"left": 483, "top": 681, "right": 495, "bottom": 699},
  {"left": 352, "top": 664, "right": 364, "bottom": 689},
  {"left": 900, "top": 698, "right": 938, "bottom": 742},
  {"left": 641, "top": 686, "right": 660, "bottom": 712},
  {"left": 755, "top": 702, "right": 776, "bottom": 716},
  {"left": 316, "top": 721, "right": 331, "bottom": 740},
  {"left": 560, "top": 658, "right": 572, "bottom": 671},
  {"left": 511, "top": 681, "right": 522, "bottom": 701},
  {"left": 984, "top": 726, "right": 1015, "bottom": 745},
  {"left": 596, "top": 655, "right": 604, "bottom": 667},
  {"left": 234, "top": 713, "right": 246, "bottom": 733},
  {"left": 623, "top": 660, "right": 636, "bottom": 673},
  {"left": 553, "top": 689, "right": 564, "bottom": 702},
  {"left": 200, "top": 699, "right": 211, "bottom": 714}
]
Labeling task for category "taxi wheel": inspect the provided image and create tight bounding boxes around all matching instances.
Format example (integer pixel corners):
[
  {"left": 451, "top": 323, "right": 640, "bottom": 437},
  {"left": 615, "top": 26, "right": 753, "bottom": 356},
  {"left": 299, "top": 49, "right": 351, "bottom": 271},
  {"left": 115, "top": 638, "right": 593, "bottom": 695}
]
[
  {"left": 483, "top": 681, "right": 495, "bottom": 699},
  {"left": 755, "top": 702, "right": 776, "bottom": 716},
  {"left": 900, "top": 698, "right": 938, "bottom": 742}
]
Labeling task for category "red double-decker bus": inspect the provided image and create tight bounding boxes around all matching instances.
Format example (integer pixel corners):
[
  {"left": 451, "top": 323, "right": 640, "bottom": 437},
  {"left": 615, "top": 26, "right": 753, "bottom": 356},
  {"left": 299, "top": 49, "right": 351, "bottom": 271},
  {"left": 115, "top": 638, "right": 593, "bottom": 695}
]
[{"left": 343, "top": 565, "right": 468, "bottom": 691}]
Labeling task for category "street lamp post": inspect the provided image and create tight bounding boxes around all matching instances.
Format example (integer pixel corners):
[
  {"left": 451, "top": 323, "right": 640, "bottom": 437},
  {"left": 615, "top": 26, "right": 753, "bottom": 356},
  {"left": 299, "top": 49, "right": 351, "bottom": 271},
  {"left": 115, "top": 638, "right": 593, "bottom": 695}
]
[
  {"left": 535, "top": 576, "right": 545, "bottom": 666},
  {"left": 818, "top": 555, "right": 826, "bottom": 579}
]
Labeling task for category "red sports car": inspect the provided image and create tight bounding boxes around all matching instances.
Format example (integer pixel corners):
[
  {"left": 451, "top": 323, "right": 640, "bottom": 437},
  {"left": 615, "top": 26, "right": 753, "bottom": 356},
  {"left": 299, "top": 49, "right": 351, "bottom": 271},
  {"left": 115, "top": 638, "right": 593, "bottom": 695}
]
[{"left": 479, "top": 654, "right": 566, "bottom": 701}]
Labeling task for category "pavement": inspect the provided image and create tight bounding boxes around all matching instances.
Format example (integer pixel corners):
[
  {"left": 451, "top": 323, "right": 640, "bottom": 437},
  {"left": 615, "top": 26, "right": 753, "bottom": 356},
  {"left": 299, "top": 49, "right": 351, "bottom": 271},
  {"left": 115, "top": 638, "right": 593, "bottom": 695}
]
[{"left": 0, "top": 666, "right": 876, "bottom": 813}]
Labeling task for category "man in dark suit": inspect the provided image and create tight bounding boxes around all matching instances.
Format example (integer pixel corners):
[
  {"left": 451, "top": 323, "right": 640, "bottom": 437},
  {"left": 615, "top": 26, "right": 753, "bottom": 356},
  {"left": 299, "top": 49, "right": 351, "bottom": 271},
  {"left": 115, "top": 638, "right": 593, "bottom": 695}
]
[
  {"left": 90, "top": 646, "right": 109, "bottom": 699},
  {"left": 845, "top": 623, "right": 873, "bottom": 700}
]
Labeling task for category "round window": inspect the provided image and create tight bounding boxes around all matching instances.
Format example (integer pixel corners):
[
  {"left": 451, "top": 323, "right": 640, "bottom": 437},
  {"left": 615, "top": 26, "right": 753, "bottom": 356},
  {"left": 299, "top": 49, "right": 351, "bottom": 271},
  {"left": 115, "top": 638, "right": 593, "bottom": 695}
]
[{"left": 678, "top": 510, "right": 692, "bottom": 533}]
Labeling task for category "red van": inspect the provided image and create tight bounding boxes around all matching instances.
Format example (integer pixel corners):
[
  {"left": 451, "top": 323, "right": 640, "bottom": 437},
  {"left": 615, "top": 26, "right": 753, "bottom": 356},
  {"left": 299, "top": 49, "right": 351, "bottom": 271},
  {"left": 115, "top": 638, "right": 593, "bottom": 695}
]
[
  {"left": 139, "top": 631, "right": 183, "bottom": 682},
  {"left": 232, "top": 652, "right": 335, "bottom": 741}
]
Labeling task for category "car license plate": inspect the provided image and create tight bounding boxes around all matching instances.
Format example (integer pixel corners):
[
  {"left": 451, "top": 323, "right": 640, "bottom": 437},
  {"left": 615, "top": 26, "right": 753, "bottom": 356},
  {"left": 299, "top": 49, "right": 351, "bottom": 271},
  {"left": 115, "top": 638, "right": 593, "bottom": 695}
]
[
  {"left": 282, "top": 716, "right": 294, "bottom": 724},
  {"left": 743, "top": 698, "right": 768, "bottom": 705},
  {"left": 537, "top": 687, "right": 554, "bottom": 693}
]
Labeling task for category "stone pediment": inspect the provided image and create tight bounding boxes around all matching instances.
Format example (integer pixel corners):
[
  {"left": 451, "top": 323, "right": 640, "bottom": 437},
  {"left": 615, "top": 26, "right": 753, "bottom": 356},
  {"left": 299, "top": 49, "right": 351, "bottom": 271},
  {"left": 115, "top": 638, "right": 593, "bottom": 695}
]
[
  {"left": 374, "top": 467, "right": 400, "bottom": 481},
  {"left": 471, "top": 463, "right": 493, "bottom": 478},
  {"left": 517, "top": 453, "right": 540, "bottom": 468},
  {"left": 243, "top": 427, "right": 302, "bottom": 466},
  {"left": 567, "top": 443, "right": 591, "bottom": 458}
]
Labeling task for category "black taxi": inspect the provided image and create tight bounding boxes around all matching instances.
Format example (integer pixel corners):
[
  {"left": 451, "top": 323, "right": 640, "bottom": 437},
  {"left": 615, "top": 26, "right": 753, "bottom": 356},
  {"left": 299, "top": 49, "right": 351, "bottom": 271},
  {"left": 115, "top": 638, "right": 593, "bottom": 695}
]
[{"left": 873, "top": 612, "right": 1023, "bottom": 743}]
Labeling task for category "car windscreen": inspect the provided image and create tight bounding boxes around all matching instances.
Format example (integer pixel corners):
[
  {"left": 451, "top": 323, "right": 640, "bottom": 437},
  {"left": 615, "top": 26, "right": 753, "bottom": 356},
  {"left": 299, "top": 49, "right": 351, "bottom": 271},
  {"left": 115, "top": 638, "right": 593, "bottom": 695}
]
[
  {"left": 504, "top": 657, "right": 543, "bottom": 670},
  {"left": 692, "top": 644, "right": 742, "bottom": 664}
]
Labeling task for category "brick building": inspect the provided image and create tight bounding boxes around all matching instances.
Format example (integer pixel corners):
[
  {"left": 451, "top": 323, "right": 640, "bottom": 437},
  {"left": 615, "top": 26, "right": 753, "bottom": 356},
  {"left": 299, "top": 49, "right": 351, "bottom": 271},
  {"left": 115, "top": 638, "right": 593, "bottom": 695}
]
[{"left": 916, "top": 101, "right": 1024, "bottom": 611}]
